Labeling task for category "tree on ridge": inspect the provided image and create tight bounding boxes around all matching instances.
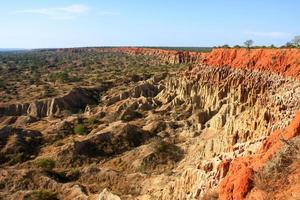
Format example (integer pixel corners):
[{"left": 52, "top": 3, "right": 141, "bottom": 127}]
[{"left": 244, "top": 40, "right": 254, "bottom": 50}]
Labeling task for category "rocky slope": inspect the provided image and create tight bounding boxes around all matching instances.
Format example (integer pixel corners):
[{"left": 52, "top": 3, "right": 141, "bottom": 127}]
[
  {"left": 0, "top": 86, "right": 107, "bottom": 118},
  {"left": 1, "top": 47, "right": 300, "bottom": 200}
]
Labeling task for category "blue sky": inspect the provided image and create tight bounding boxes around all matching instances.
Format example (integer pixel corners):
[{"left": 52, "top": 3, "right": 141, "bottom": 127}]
[{"left": 0, "top": 0, "right": 299, "bottom": 48}]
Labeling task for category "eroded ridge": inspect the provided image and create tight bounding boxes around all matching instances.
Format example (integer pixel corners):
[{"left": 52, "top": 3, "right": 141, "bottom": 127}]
[{"left": 152, "top": 65, "right": 300, "bottom": 199}]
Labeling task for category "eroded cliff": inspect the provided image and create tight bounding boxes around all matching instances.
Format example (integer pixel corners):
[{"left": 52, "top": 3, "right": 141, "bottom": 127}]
[
  {"left": 202, "top": 48, "right": 300, "bottom": 79},
  {"left": 0, "top": 86, "right": 106, "bottom": 118}
]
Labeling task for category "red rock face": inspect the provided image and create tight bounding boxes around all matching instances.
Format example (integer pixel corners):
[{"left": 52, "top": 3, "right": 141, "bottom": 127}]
[
  {"left": 202, "top": 48, "right": 300, "bottom": 79},
  {"left": 218, "top": 111, "right": 300, "bottom": 200}
]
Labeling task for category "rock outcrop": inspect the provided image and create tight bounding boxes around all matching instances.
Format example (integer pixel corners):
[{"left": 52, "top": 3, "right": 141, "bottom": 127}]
[
  {"left": 0, "top": 87, "right": 104, "bottom": 118},
  {"left": 98, "top": 188, "right": 121, "bottom": 200}
]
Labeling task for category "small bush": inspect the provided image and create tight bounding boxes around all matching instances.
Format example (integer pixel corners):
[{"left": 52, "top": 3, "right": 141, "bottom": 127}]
[
  {"left": 85, "top": 117, "right": 98, "bottom": 125},
  {"left": 74, "top": 124, "right": 87, "bottom": 135},
  {"left": 155, "top": 140, "right": 169, "bottom": 153},
  {"left": 34, "top": 158, "right": 55, "bottom": 171},
  {"left": 42, "top": 85, "right": 57, "bottom": 98}
]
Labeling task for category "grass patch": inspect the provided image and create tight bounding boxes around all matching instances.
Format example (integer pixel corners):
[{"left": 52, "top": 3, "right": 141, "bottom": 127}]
[
  {"left": 34, "top": 158, "right": 55, "bottom": 171},
  {"left": 74, "top": 124, "right": 87, "bottom": 135}
]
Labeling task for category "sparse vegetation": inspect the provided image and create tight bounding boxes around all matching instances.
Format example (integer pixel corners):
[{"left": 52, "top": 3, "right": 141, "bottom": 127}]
[
  {"left": 253, "top": 136, "right": 300, "bottom": 194},
  {"left": 0, "top": 78, "right": 5, "bottom": 88},
  {"left": 42, "top": 85, "right": 58, "bottom": 98},
  {"left": 34, "top": 158, "right": 56, "bottom": 171},
  {"left": 6, "top": 152, "right": 26, "bottom": 165},
  {"left": 84, "top": 117, "right": 98, "bottom": 125},
  {"left": 0, "top": 50, "right": 188, "bottom": 103},
  {"left": 74, "top": 124, "right": 87, "bottom": 135}
]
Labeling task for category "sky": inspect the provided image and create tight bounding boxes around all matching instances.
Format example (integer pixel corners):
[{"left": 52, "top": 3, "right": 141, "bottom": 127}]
[{"left": 0, "top": 0, "right": 299, "bottom": 48}]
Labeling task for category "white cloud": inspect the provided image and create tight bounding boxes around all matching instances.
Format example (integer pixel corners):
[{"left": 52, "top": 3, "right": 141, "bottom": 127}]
[
  {"left": 244, "top": 31, "right": 292, "bottom": 39},
  {"left": 61, "top": 4, "right": 89, "bottom": 13},
  {"left": 97, "top": 11, "right": 120, "bottom": 16},
  {"left": 13, "top": 4, "right": 90, "bottom": 20}
]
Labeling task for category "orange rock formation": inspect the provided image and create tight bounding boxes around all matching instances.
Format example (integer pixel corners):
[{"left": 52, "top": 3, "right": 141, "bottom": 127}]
[
  {"left": 203, "top": 48, "right": 300, "bottom": 79},
  {"left": 218, "top": 111, "right": 300, "bottom": 200}
]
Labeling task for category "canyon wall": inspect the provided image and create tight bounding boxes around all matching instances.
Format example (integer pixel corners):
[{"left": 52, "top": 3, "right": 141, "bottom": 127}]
[{"left": 153, "top": 65, "right": 300, "bottom": 199}]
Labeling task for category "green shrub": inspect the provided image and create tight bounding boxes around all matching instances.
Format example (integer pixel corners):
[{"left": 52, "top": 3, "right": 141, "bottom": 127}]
[
  {"left": 42, "top": 85, "right": 57, "bottom": 98},
  {"left": 74, "top": 124, "right": 87, "bottom": 135},
  {"left": 58, "top": 70, "right": 70, "bottom": 83},
  {"left": 85, "top": 117, "right": 97, "bottom": 125},
  {"left": 34, "top": 158, "right": 55, "bottom": 171},
  {"left": 0, "top": 78, "right": 5, "bottom": 88}
]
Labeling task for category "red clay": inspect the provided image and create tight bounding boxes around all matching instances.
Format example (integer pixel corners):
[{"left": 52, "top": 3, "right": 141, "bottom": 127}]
[
  {"left": 202, "top": 48, "right": 300, "bottom": 79},
  {"left": 218, "top": 111, "right": 300, "bottom": 200}
]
